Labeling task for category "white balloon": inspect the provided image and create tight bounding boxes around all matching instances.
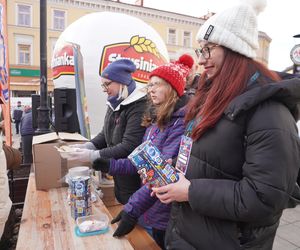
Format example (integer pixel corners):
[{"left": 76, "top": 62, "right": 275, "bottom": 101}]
[{"left": 52, "top": 12, "right": 169, "bottom": 136}]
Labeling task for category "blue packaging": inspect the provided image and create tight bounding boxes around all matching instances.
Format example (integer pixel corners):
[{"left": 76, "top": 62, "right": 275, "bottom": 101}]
[
  {"left": 70, "top": 176, "right": 92, "bottom": 220},
  {"left": 128, "top": 140, "right": 179, "bottom": 187}
]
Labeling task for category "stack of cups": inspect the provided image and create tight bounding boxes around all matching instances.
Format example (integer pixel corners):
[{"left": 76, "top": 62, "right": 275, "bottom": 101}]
[{"left": 68, "top": 166, "right": 92, "bottom": 220}]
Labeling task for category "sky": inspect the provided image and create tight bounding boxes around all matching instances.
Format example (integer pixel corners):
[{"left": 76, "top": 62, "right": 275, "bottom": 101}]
[{"left": 121, "top": 0, "right": 300, "bottom": 71}]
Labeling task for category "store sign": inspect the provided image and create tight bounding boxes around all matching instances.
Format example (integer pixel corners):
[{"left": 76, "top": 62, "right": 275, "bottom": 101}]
[
  {"left": 51, "top": 44, "right": 74, "bottom": 79},
  {"left": 0, "top": 1, "right": 9, "bottom": 103},
  {"left": 290, "top": 44, "right": 300, "bottom": 65},
  {"left": 10, "top": 68, "right": 40, "bottom": 77},
  {"left": 99, "top": 35, "right": 166, "bottom": 83}
]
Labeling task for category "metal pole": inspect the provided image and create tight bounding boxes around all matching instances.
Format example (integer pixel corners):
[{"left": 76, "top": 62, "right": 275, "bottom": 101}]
[{"left": 36, "top": 0, "right": 50, "bottom": 134}]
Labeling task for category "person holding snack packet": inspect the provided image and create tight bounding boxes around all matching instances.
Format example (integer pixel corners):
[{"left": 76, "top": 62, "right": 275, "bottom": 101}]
[
  {"left": 98, "top": 55, "right": 194, "bottom": 249},
  {"left": 68, "top": 59, "right": 147, "bottom": 204},
  {"left": 152, "top": 0, "right": 300, "bottom": 249}
]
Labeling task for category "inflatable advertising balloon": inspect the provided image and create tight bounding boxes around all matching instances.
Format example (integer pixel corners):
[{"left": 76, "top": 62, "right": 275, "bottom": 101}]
[{"left": 52, "top": 12, "right": 169, "bottom": 136}]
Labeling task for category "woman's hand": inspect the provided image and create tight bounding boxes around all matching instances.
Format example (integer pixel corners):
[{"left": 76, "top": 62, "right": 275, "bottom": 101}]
[
  {"left": 137, "top": 169, "right": 150, "bottom": 185},
  {"left": 152, "top": 173, "right": 191, "bottom": 204}
]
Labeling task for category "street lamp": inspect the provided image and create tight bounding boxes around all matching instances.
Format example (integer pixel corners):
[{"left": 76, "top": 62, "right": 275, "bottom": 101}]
[{"left": 36, "top": 0, "right": 50, "bottom": 134}]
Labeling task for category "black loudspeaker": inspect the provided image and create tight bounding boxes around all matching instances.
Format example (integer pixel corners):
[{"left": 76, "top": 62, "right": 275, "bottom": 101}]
[
  {"left": 53, "top": 88, "right": 80, "bottom": 133},
  {"left": 293, "top": 64, "right": 300, "bottom": 75},
  {"left": 31, "top": 94, "right": 52, "bottom": 129}
]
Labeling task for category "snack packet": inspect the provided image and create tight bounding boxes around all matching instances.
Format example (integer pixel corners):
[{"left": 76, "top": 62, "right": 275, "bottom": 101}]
[{"left": 128, "top": 141, "right": 179, "bottom": 187}]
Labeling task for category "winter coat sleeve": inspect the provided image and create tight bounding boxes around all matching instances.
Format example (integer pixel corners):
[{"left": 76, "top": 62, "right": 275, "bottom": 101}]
[
  {"left": 90, "top": 128, "right": 107, "bottom": 150},
  {"left": 0, "top": 138, "right": 12, "bottom": 238},
  {"left": 3, "top": 144, "right": 22, "bottom": 170},
  {"left": 124, "top": 185, "right": 158, "bottom": 219},
  {"left": 109, "top": 158, "right": 137, "bottom": 175},
  {"left": 188, "top": 101, "right": 300, "bottom": 222}
]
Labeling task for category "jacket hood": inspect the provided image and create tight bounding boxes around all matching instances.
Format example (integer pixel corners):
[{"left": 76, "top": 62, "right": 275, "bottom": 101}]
[{"left": 225, "top": 77, "right": 300, "bottom": 121}]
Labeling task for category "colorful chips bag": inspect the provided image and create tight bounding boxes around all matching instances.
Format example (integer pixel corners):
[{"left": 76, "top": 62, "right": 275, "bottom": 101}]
[{"left": 128, "top": 140, "right": 179, "bottom": 187}]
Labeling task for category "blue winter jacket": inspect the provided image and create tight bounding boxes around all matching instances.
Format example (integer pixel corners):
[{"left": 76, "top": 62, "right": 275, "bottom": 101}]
[
  {"left": 20, "top": 110, "right": 34, "bottom": 136},
  {"left": 109, "top": 101, "right": 186, "bottom": 230}
]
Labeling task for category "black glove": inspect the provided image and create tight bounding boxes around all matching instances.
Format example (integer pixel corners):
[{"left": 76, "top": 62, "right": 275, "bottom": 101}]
[
  {"left": 92, "top": 158, "right": 110, "bottom": 173},
  {"left": 111, "top": 210, "right": 137, "bottom": 237}
]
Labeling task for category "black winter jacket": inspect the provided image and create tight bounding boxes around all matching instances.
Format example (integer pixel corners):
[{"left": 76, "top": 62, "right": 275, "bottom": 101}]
[
  {"left": 91, "top": 91, "right": 147, "bottom": 204},
  {"left": 13, "top": 107, "right": 23, "bottom": 122},
  {"left": 165, "top": 78, "right": 300, "bottom": 250}
]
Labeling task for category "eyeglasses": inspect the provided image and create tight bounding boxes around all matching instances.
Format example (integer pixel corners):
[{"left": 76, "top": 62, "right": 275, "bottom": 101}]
[
  {"left": 101, "top": 80, "right": 112, "bottom": 90},
  {"left": 147, "top": 81, "right": 161, "bottom": 89},
  {"left": 195, "top": 44, "right": 219, "bottom": 60}
]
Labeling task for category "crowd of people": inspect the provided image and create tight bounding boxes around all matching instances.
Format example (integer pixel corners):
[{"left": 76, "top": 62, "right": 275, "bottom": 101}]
[{"left": 1, "top": 0, "right": 300, "bottom": 249}]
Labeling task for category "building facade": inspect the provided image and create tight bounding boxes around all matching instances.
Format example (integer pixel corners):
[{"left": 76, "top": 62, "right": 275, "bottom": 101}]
[{"left": 7, "top": 0, "right": 271, "bottom": 96}]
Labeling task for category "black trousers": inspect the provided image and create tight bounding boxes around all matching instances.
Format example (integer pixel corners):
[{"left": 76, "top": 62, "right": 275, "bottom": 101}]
[
  {"left": 15, "top": 121, "right": 20, "bottom": 134},
  {"left": 21, "top": 135, "right": 33, "bottom": 164},
  {"left": 152, "top": 228, "right": 166, "bottom": 250}
]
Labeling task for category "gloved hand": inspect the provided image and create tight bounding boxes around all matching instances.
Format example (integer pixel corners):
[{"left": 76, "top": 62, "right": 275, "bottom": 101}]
[
  {"left": 68, "top": 144, "right": 86, "bottom": 149},
  {"left": 111, "top": 210, "right": 137, "bottom": 237},
  {"left": 68, "top": 148, "right": 100, "bottom": 163},
  {"left": 92, "top": 158, "right": 110, "bottom": 173},
  {"left": 69, "top": 142, "right": 96, "bottom": 150}
]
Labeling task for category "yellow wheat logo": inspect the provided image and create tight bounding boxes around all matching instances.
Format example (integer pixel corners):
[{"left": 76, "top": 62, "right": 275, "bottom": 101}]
[{"left": 127, "top": 35, "right": 161, "bottom": 58}]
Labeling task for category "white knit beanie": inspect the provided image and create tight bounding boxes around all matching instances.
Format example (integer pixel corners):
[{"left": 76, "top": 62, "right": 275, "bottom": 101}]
[{"left": 196, "top": 0, "right": 267, "bottom": 58}]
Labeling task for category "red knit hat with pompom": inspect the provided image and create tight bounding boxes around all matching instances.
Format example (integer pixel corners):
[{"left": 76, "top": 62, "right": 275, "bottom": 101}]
[{"left": 149, "top": 54, "right": 194, "bottom": 97}]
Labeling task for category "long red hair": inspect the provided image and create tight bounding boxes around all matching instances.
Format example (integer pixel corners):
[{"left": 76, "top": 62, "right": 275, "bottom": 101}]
[{"left": 185, "top": 48, "right": 281, "bottom": 140}]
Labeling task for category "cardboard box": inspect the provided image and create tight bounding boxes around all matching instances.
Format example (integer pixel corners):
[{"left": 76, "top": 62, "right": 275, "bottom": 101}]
[
  {"left": 99, "top": 184, "right": 120, "bottom": 207},
  {"left": 91, "top": 172, "right": 119, "bottom": 207},
  {"left": 32, "top": 132, "right": 89, "bottom": 190}
]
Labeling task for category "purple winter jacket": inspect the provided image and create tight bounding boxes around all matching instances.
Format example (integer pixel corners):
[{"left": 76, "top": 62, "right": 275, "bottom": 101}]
[{"left": 109, "top": 105, "right": 186, "bottom": 230}]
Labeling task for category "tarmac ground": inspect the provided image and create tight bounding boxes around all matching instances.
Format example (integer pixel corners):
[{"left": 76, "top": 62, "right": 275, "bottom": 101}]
[{"left": 274, "top": 206, "right": 300, "bottom": 250}]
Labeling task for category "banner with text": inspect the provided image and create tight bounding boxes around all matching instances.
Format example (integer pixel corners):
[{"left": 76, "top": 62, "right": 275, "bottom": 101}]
[{"left": 0, "top": 0, "right": 12, "bottom": 145}]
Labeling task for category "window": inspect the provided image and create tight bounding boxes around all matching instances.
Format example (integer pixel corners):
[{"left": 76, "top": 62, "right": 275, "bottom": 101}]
[
  {"left": 53, "top": 10, "right": 66, "bottom": 30},
  {"left": 18, "top": 44, "right": 31, "bottom": 65},
  {"left": 168, "top": 28, "right": 176, "bottom": 45},
  {"left": 183, "top": 31, "right": 192, "bottom": 48},
  {"left": 15, "top": 35, "right": 33, "bottom": 65},
  {"left": 17, "top": 4, "right": 31, "bottom": 26}
]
